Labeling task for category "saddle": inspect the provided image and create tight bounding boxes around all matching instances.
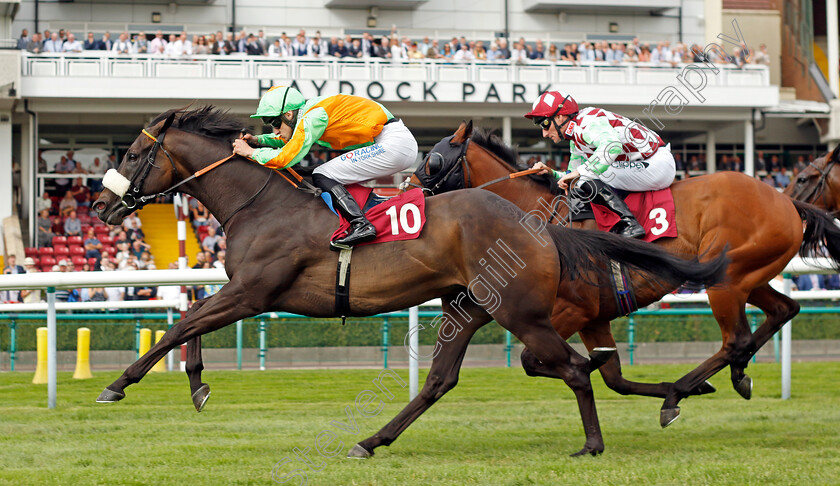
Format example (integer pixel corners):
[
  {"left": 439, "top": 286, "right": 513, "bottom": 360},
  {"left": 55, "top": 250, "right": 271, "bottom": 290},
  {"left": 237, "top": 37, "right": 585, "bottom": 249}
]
[{"left": 570, "top": 187, "right": 677, "bottom": 243}]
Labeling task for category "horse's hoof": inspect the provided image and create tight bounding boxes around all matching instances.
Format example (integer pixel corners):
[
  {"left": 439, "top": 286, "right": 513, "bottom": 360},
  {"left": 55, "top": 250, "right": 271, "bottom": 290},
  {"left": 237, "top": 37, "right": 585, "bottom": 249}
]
[
  {"left": 692, "top": 380, "right": 717, "bottom": 396},
  {"left": 96, "top": 388, "right": 125, "bottom": 403},
  {"left": 570, "top": 446, "right": 603, "bottom": 457},
  {"left": 588, "top": 347, "right": 616, "bottom": 372},
  {"left": 660, "top": 407, "right": 681, "bottom": 428},
  {"left": 192, "top": 384, "right": 211, "bottom": 412},
  {"left": 347, "top": 444, "right": 373, "bottom": 459},
  {"left": 734, "top": 375, "right": 752, "bottom": 400}
]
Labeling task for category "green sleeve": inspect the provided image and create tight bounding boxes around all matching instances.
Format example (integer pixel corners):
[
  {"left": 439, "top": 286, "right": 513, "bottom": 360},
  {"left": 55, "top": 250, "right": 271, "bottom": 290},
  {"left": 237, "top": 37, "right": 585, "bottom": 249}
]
[
  {"left": 578, "top": 117, "right": 622, "bottom": 177},
  {"left": 256, "top": 133, "right": 287, "bottom": 148},
  {"left": 251, "top": 107, "right": 329, "bottom": 169}
]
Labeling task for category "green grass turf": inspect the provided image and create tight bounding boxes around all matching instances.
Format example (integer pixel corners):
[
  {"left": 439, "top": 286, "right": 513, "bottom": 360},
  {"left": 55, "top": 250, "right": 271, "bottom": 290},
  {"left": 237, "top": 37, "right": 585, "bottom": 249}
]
[{"left": 0, "top": 362, "right": 838, "bottom": 485}]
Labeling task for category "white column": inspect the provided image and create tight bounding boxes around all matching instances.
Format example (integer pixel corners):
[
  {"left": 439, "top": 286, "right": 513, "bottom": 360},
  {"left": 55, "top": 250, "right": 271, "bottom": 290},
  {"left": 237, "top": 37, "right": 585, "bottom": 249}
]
[
  {"left": 744, "top": 118, "right": 755, "bottom": 177},
  {"left": 502, "top": 116, "right": 512, "bottom": 147},
  {"left": 781, "top": 275, "right": 792, "bottom": 400},
  {"left": 20, "top": 119, "right": 33, "bottom": 245},
  {"left": 827, "top": 0, "right": 839, "bottom": 98},
  {"left": 0, "top": 111, "right": 12, "bottom": 255},
  {"left": 706, "top": 129, "right": 716, "bottom": 173}
]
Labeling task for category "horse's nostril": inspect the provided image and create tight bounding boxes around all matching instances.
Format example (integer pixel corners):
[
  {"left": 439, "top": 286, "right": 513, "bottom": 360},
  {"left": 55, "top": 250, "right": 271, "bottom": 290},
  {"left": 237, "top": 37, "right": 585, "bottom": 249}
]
[{"left": 93, "top": 201, "right": 106, "bottom": 213}]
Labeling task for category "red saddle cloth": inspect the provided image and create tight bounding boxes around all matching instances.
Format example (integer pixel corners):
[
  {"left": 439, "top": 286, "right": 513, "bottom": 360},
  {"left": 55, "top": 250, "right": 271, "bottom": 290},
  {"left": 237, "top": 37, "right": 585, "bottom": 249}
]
[
  {"left": 331, "top": 185, "right": 427, "bottom": 247},
  {"left": 590, "top": 188, "right": 677, "bottom": 243}
]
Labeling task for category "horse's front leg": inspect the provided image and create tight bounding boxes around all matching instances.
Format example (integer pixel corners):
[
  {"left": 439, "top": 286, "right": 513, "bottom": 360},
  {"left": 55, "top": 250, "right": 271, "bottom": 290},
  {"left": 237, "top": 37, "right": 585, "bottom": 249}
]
[{"left": 96, "top": 282, "right": 263, "bottom": 403}]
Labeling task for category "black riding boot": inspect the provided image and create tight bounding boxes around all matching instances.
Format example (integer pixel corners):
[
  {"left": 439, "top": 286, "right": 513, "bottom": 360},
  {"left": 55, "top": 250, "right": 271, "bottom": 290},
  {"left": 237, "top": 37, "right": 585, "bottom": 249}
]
[
  {"left": 574, "top": 179, "right": 645, "bottom": 239},
  {"left": 313, "top": 174, "right": 376, "bottom": 249}
]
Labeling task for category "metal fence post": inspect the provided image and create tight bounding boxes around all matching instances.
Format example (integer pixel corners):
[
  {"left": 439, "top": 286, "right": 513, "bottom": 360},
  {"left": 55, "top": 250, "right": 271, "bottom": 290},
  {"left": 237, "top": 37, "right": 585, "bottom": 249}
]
[
  {"left": 47, "top": 287, "right": 56, "bottom": 409},
  {"left": 381, "top": 317, "right": 390, "bottom": 369},
  {"left": 781, "top": 274, "right": 793, "bottom": 400},
  {"left": 628, "top": 314, "right": 636, "bottom": 366},
  {"left": 750, "top": 314, "right": 758, "bottom": 364},
  {"left": 259, "top": 319, "right": 266, "bottom": 371},
  {"left": 505, "top": 331, "right": 512, "bottom": 367},
  {"left": 166, "top": 308, "right": 174, "bottom": 372},
  {"left": 236, "top": 320, "right": 243, "bottom": 370},
  {"left": 134, "top": 319, "right": 141, "bottom": 360},
  {"left": 9, "top": 319, "right": 15, "bottom": 371}
]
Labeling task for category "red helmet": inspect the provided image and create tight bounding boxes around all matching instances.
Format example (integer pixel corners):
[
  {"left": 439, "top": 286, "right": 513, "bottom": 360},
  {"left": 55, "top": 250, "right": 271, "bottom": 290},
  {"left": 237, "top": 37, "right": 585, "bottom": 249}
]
[{"left": 524, "top": 90, "right": 578, "bottom": 120}]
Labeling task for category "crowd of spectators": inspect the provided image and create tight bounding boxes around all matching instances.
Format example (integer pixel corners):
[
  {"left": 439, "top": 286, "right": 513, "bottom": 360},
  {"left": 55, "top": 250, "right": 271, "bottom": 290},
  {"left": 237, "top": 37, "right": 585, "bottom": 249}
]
[{"left": 16, "top": 27, "right": 769, "bottom": 67}]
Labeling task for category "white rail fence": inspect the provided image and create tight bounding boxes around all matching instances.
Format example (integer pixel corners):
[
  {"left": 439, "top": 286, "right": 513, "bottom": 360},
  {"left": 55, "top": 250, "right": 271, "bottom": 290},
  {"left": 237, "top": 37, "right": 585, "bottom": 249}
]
[{"left": 0, "top": 258, "right": 836, "bottom": 408}]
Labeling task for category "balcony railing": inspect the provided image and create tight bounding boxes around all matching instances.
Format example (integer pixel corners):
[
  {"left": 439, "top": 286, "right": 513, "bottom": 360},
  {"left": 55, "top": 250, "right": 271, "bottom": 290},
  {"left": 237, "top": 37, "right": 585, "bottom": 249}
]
[{"left": 20, "top": 53, "right": 771, "bottom": 87}]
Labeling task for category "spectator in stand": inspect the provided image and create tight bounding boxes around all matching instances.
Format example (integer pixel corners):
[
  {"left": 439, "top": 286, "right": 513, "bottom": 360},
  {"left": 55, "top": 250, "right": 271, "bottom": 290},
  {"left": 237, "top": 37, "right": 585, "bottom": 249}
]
[
  {"left": 560, "top": 43, "right": 576, "bottom": 62},
  {"left": 440, "top": 43, "right": 453, "bottom": 61},
  {"left": 768, "top": 154, "right": 781, "bottom": 172},
  {"left": 752, "top": 43, "right": 769, "bottom": 65},
  {"left": 86, "top": 157, "right": 107, "bottom": 192},
  {"left": 389, "top": 35, "right": 403, "bottom": 60},
  {"left": 59, "top": 191, "right": 78, "bottom": 217},
  {"left": 473, "top": 42, "right": 486, "bottom": 61},
  {"left": 173, "top": 32, "right": 192, "bottom": 56},
  {"left": 374, "top": 36, "right": 391, "bottom": 59},
  {"left": 194, "top": 35, "right": 211, "bottom": 55},
  {"left": 309, "top": 31, "right": 328, "bottom": 57},
  {"left": 201, "top": 226, "right": 221, "bottom": 253},
  {"left": 361, "top": 32, "right": 374, "bottom": 57},
  {"left": 113, "top": 32, "right": 133, "bottom": 54},
  {"left": 1, "top": 267, "right": 20, "bottom": 302},
  {"left": 280, "top": 36, "right": 295, "bottom": 57},
  {"left": 426, "top": 40, "right": 441, "bottom": 59},
  {"left": 20, "top": 258, "right": 41, "bottom": 302},
  {"left": 245, "top": 34, "right": 264, "bottom": 56},
  {"left": 292, "top": 33, "right": 308, "bottom": 56},
  {"left": 37, "top": 209, "right": 54, "bottom": 247},
  {"left": 84, "top": 227, "right": 102, "bottom": 260},
  {"left": 268, "top": 39, "right": 283, "bottom": 58},
  {"left": 334, "top": 39, "right": 349, "bottom": 58},
  {"left": 54, "top": 155, "right": 75, "bottom": 195},
  {"left": 131, "top": 239, "right": 151, "bottom": 259},
  {"left": 83, "top": 32, "right": 98, "bottom": 51},
  {"left": 123, "top": 212, "right": 142, "bottom": 231},
  {"left": 62, "top": 32, "right": 83, "bottom": 53},
  {"left": 547, "top": 43, "right": 559, "bottom": 62},
  {"left": 99, "top": 32, "right": 113, "bottom": 51},
  {"left": 510, "top": 40, "right": 528, "bottom": 64},
  {"left": 496, "top": 38, "right": 511, "bottom": 60},
  {"left": 213, "top": 250, "right": 226, "bottom": 269},
  {"left": 68, "top": 177, "right": 91, "bottom": 208},
  {"left": 64, "top": 209, "right": 82, "bottom": 236},
  {"left": 774, "top": 167, "right": 791, "bottom": 187},
  {"left": 43, "top": 32, "right": 63, "bottom": 53},
  {"left": 58, "top": 29, "right": 66, "bottom": 42},
  {"left": 137, "top": 251, "right": 153, "bottom": 269},
  {"left": 192, "top": 250, "right": 207, "bottom": 269},
  {"left": 236, "top": 28, "right": 248, "bottom": 52},
  {"left": 639, "top": 44, "right": 652, "bottom": 62},
  {"left": 624, "top": 43, "right": 640, "bottom": 63},
  {"left": 4, "top": 255, "right": 25, "bottom": 274},
  {"left": 530, "top": 40, "right": 546, "bottom": 60},
  {"left": 114, "top": 240, "right": 132, "bottom": 265},
  {"left": 37, "top": 191, "right": 53, "bottom": 214},
  {"left": 150, "top": 30, "right": 167, "bottom": 55},
  {"left": 452, "top": 43, "right": 474, "bottom": 62},
  {"left": 134, "top": 32, "right": 149, "bottom": 54},
  {"left": 17, "top": 29, "right": 30, "bottom": 50},
  {"left": 257, "top": 30, "right": 269, "bottom": 53},
  {"left": 114, "top": 229, "right": 131, "bottom": 246},
  {"left": 124, "top": 219, "right": 145, "bottom": 242},
  {"left": 26, "top": 32, "right": 44, "bottom": 54},
  {"left": 349, "top": 38, "right": 363, "bottom": 58}
]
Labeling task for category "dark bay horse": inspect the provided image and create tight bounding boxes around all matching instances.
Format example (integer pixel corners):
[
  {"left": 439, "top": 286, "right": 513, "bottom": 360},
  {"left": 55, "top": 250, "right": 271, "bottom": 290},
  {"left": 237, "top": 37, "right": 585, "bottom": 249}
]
[
  {"left": 91, "top": 107, "right": 728, "bottom": 457},
  {"left": 406, "top": 122, "right": 840, "bottom": 426}
]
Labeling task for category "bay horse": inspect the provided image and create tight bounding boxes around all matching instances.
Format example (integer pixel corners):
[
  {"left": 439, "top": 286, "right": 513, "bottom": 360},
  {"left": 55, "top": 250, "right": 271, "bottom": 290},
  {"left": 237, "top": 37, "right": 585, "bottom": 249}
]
[
  {"left": 91, "top": 107, "right": 728, "bottom": 457},
  {"left": 405, "top": 121, "right": 840, "bottom": 426},
  {"left": 784, "top": 145, "right": 840, "bottom": 213}
]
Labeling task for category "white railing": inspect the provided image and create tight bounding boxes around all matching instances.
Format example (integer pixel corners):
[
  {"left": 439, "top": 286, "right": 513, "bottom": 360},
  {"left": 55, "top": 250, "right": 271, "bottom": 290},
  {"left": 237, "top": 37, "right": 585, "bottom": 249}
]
[
  {"left": 0, "top": 258, "right": 833, "bottom": 408},
  {"left": 20, "top": 53, "right": 771, "bottom": 87}
]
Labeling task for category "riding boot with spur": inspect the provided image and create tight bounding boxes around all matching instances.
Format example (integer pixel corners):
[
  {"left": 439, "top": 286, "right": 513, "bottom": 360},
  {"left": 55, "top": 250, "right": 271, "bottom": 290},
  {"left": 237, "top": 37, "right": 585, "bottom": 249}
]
[
  {"left": 574, "top": 179, "right": 646, "bottom": 239},
  {"left": 330, "top": 184, "right": 377, "bottom": 248}
]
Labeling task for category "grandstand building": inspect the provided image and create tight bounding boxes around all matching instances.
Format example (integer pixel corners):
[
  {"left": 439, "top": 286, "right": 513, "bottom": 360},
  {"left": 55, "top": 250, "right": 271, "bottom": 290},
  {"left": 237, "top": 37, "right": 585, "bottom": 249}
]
[{"left": 0, "top": 0, "right": 838, "bottom": 257}]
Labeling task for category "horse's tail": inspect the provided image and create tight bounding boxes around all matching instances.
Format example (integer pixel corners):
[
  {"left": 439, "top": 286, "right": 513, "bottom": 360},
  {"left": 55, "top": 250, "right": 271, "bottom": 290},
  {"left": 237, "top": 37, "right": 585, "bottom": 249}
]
[
  {"left": 791, "top": 199, "right": 840, "bottom": 270},
  {"left": 545, "top": 224, "right": 728, "bottom": 289}
]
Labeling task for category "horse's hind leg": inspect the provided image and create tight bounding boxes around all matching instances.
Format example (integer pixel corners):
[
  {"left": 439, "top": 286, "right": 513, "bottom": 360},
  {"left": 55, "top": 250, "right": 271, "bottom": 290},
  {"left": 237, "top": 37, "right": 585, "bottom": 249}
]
[
  {"left": 186, "top": 336, "right": 210, "bottom": 412},
  {"left": 738, "top": 283, "right": 800, "bottom": 370},
  {"left": 351, "top": 297, "right": 491, "bottom": 457}
]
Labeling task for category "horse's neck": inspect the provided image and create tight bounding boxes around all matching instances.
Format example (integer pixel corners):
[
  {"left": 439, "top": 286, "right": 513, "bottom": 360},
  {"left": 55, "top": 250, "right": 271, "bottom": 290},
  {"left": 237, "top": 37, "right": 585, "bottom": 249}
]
[
  {"left": 469, "top": 146, "right": 565, "bottom": 216},
  {"left": 175, "top": 137, "right": 314, "bottom": 230}
]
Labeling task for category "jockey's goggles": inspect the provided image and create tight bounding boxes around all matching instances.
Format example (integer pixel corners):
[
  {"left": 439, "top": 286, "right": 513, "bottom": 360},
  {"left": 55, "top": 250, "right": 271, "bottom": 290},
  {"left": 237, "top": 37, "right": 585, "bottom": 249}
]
[
  {"left": 261, "top": 116, "right": 284, "bottom": 129},
  {"left": 533, "top": 117, "right": 552, "bottom": 130}
]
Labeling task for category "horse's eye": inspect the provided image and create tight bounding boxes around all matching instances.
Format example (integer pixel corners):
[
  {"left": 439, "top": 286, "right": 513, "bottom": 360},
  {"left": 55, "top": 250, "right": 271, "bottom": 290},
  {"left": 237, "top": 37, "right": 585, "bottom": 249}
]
[
  {"left": 427, "top": 152, "right": 444, "bottom": 175},
  {"left": 128, "top": 153, "right": 138, "bottom": 161},
  {"left": 797, "top": 176, "right": 807, "bottom": 184}
]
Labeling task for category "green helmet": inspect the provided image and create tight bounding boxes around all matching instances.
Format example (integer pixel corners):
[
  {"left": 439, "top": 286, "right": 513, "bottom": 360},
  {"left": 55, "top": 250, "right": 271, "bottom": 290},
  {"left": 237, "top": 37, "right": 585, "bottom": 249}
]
[{"left": 251, "top": 86, "right": 306, "bottom": 118}]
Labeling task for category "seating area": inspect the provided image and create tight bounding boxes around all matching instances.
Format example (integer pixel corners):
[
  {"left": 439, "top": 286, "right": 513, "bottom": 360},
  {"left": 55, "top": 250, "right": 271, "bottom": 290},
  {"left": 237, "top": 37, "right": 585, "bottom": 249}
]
[{"left": 25, "top": 226, "right": 114, "bottom": 272}]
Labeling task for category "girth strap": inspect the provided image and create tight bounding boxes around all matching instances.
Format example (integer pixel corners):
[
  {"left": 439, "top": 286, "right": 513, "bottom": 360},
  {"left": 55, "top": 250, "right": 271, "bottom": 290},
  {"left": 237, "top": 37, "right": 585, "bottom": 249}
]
[
  {"left": 335, "top": 248, "right": 353, "bottom": 324},
  {"left": 610, "top": 260, "right": 638, "bottom": 316}
]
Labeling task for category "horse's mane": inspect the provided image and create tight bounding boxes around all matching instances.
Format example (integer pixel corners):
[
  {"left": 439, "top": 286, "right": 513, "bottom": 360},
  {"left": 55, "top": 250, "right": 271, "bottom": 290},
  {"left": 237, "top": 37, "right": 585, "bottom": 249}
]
[
  {"left": 470, "top": 127, "right": 562, "bottom": 195},
  {"left": 150, "top": 106, "right": 245, "bottom": 142}
]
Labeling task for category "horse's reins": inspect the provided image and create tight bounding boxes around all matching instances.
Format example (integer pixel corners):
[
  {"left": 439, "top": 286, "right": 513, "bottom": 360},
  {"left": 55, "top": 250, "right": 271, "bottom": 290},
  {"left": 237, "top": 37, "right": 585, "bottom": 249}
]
[{"left": 799, "top": 159, "right": 836, "bottom": 209}]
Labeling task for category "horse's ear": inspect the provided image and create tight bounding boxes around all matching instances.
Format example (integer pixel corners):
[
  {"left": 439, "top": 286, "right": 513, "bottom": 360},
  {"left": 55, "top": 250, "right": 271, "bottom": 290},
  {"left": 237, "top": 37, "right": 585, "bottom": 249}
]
[
  {"left": 161, "top": 112, "right": 177, "bottom": 133},
  {"left": 831, "top": 144, "right": 840, "bottom": 163},
  {"left": 464, "top": 120, "right": 473, "bottom": 139}
]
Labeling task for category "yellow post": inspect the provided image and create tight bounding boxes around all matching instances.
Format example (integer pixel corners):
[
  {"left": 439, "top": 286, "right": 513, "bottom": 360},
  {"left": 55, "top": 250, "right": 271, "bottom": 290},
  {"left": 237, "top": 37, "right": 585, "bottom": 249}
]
[
  {"left": 73, "top": 327, "right": 93, "bottom": 379},
  {"left": 139, "top": 328, "right": 152, "bottom": 358},
  {"left": 151, "top": 330, "right": 166, "bottom": 373},
  {"left": 32, "top": 327, "right": 48, "bottom": 384}
]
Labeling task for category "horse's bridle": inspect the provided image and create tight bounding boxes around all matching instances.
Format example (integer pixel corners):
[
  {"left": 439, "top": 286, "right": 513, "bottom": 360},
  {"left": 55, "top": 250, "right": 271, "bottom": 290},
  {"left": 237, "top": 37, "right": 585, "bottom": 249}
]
[
  {"left": 404, "top": 138, "right": 472, "bottom": 195},
  {"left": 118, "top": 122, "right": 182, "bottom": 210},
  {"left": 795, "top": 158, "right": 836, "bottom": 208}
]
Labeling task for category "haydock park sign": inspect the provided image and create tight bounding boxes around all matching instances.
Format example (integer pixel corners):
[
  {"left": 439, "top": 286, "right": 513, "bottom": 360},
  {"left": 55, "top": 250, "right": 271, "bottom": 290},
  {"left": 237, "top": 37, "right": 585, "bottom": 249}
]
[{"left": 259, "top": 79, "right": 550, "bottom": 103}]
